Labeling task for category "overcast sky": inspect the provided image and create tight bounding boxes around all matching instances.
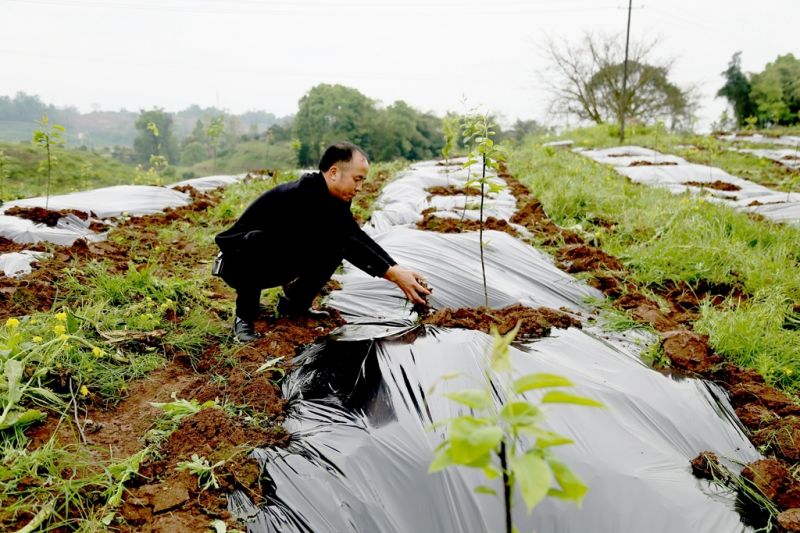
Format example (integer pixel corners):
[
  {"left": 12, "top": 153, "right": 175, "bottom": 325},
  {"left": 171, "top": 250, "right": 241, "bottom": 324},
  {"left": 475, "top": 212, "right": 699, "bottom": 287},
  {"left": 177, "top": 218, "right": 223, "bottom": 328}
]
[{"left": 1, "top": 0, "right": 798, "bottom": 130}]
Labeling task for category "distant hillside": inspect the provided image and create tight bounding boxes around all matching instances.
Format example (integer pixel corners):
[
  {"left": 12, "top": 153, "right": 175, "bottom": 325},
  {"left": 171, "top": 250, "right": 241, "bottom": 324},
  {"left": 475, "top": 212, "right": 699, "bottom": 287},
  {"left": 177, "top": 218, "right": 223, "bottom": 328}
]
[
  {"left": 0, "top": 92, "right": 292, "bottom": 148},
  {"left": 0, "top": 141, "right": 138, "bottom": 200}
]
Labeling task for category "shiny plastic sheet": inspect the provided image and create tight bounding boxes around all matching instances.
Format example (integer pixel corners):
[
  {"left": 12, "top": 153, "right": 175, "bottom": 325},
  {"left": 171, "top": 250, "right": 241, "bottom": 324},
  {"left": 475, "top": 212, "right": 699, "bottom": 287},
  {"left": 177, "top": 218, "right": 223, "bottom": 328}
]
[
  {"left": 579, "top": 146, "right": 800, "bottom": 226},
  {"left": 233, "top": 158, "right": 759, "bottom": 533},
  {"left": 0, "top": 250, "right": 50, "bottom": 277},
  {"left": 367, "top": 161, "right": 512, "bottom": 235},
  {"left": 736, "top": 148, "right": 800, "bottom": 170},
  {"left": 0, "top": 213, "right": 103, "bottom": 245},
  {"left": 2, "top": 185, "right": 190, "bottom": 218},
  {"left": 234, "top": 324, "right": 757, "bottom": 533},
  {"left": 0, "top": 185, "right": 191, "bottom": 245},
  {"left": 719, "top": 133, "right": 800, "bottom": 147},
  {"left": 330, "top": 227, "right": 599, "bottom": 320},
  {"left": 170, "top": 174, "right": 248, "bottom": 192}
]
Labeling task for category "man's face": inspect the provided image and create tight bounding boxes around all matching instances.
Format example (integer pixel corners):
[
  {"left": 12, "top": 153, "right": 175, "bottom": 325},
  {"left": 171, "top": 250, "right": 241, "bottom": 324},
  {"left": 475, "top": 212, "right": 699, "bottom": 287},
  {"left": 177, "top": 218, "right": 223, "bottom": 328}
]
[{"left": 326, "top": 153, "right": 368, "bottom": 202}]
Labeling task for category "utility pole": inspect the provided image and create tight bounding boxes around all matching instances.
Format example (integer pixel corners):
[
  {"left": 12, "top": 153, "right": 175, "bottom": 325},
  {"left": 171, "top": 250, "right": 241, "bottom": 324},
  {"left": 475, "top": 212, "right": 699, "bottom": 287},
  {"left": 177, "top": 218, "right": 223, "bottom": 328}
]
[{"left": 619, "top": 0, "right": 633, "bottom": 143}]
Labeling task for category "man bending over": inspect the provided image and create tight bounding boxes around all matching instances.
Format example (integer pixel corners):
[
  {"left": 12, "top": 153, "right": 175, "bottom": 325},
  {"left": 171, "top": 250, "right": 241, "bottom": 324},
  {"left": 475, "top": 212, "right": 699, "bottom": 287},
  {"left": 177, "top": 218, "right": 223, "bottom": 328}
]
[{"left": 214, "top": 141, "right": 431, "bottom": 342}]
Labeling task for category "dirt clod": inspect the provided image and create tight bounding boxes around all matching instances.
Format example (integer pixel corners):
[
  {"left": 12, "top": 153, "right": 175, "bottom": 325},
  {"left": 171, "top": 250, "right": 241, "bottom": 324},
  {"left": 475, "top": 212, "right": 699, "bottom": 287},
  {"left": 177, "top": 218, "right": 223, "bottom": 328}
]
[
  {"left": 685, "top": 180, "right": 741, "bottom": 192},
  {"left": 661, "top": 330, "right": 721, "bottom": 374},
  {"left": 690, "top": 451, "right": 721, "bottom": 480},
  {"left": 742, "top": 459, "right": 800, "bottom": 509},
  {"left": 556, "top": 244, "right": 624, "bottom": 273},
  {"left": 778, "top": 509, "right": 800, "bottom": 532},
  {"left": 422, "top": 303, "right": 581, "bottom": 338}
]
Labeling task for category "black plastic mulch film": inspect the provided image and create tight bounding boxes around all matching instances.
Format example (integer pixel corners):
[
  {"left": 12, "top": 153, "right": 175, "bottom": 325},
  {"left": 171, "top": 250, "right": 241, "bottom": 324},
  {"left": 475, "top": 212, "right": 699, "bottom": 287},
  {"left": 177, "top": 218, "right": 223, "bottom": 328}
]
[{"left": 230, "top": 161, "right": 759, "bottom": 533}]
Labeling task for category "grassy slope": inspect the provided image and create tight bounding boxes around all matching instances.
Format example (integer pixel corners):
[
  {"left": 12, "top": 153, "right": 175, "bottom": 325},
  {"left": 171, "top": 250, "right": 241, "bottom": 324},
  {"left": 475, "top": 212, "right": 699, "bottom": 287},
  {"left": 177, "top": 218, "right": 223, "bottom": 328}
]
[
  {"left": 0, "top": 160, "right": 402, "bottom": 530},
  {"left": 509, "top": 139, "right": 800, "bottom": 393},
  {"left": 176, "top": 140, "right": 297, "bottom": 178},
  {"left": 542, "top": 124, "right": 800, "bottom": 193},
  {"left": 0, "top": 141, "right": 137, "bottom": 200}
]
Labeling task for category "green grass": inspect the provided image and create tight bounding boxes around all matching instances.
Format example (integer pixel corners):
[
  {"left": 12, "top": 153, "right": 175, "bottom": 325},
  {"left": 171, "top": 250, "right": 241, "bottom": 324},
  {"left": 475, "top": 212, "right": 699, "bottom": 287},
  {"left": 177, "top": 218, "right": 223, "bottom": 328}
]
[
  {"left": 176, "top": 140, "right": 297, "bottom": 179},
  {"left": 0, "top": 141, "right": 138, "bottom": 201},
  {"left": 510, "top": 141, "right": 800, "bottom": 393},
  {"left": 534, "top": 124, "right": 799, "bottom": 193},
  {"left": 0, "top": 156, "right": 415, "bottom": 530},
  {"left": 0, "top": 166, "right": 310, "bottom": 530}
]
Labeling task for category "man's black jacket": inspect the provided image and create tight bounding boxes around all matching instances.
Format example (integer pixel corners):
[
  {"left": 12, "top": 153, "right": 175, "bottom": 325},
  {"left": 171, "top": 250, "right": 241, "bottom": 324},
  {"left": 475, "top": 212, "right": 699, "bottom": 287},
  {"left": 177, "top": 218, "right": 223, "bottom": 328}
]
[{"left": 215, "top": 172, "right": 396, "bottom": 279}]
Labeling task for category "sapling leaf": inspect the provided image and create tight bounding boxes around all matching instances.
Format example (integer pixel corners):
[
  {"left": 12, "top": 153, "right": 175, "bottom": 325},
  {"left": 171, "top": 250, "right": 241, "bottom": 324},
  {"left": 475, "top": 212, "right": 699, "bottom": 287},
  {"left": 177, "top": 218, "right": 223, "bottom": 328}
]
[
  {"left": 489, "top": 322, "right": 521, "bottom": 373},
  {"left": 541, "top": 391, "right": 603, "bottom": 407},
  {"left": 513, "top": 373, "right": 574, "bottom": 393},
  {"left": 429, "top": 446, "right": 455, "bottom": 473},
  {"left": 510, "top": 452, "right": 551, "bottom": 512},
  {"left": 535, "top": 431, "right": 574, "bottom": 449},
  {"left": 499, "top": 400, "right": 541, "bottom": 426},
  {"left": 445, "top": 389, "right": 492, "bottom": 410},
  {"left": 449, "top": 417, "right": 503, "bottom": 463},
  {"left": 547, "top": 458, "right": 588, "bottom": 505},
  {"left": 475, "top": 485, "right": 497, "bottom": 496},
  {"left": 482, "top": 464, "right": 501, "bottom": 480}
]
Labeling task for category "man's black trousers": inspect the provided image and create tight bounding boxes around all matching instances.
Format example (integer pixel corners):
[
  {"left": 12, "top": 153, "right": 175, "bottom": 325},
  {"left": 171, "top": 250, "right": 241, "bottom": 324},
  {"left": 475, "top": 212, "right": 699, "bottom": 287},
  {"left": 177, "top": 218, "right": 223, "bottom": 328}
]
[{"left": 218, "top": 230, "right": 341, "bottom": 321}]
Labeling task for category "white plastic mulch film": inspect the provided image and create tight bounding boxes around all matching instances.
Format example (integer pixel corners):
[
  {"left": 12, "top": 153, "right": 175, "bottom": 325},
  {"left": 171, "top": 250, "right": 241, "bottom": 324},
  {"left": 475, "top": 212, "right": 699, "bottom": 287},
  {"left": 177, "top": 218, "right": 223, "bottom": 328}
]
[
  {"left": 577, "top": 145, "right": 800, "bottom": 225},
  {"left": 169, "top": 173, "right": 249, "bottom": 192},
  {"left": 233, "top": 160, "right": 760, "bottom": 533},
  {"left": 0, "top": 176, "right": 243, "bottom": 264}
]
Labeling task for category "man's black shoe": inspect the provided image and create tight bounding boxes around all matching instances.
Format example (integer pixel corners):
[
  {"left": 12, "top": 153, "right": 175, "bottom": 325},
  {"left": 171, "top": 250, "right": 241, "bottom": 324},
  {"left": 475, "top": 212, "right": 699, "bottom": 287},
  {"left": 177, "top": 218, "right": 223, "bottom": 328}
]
[
  {"left": 232, "top": 316, "right": 259, "bottom": 342},
  {"left": 276, "top": 295, "right": 331, "bottom": 319}
]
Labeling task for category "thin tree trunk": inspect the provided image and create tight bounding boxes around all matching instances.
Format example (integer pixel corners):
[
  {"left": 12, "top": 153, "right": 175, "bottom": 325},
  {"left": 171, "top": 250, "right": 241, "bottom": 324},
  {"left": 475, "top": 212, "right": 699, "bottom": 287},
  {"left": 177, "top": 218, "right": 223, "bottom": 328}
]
[
  {"left": 479, "top": 156, "right": 488, "bottom": 307},
  {"left": 45, "top": 140, "right": 52, "bottom": 211},
  {"left": 500, "top": 441, "right": 512, "bottom": 533}
]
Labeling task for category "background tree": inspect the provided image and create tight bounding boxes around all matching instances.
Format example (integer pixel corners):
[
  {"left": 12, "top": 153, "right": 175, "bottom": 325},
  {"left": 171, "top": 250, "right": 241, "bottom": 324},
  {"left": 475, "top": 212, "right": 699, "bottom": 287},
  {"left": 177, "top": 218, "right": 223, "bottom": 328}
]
[
  {"left": 133, "top": 108, "right": 178, "bottom": 166},
  {"left": 717, "top": 52, "right": 756, "bottom": 127},
  {"left": 206, "top": 116, "right": 225, "bottom": 171},
  {"left": 750, "top": 54, "right": 800, "bottom": 126},
  {"left": 293, "top": 84, "right": 377, "bottom": 166},
  {"left": 542, "top": 33, "right": 696, "bottom": 130}
]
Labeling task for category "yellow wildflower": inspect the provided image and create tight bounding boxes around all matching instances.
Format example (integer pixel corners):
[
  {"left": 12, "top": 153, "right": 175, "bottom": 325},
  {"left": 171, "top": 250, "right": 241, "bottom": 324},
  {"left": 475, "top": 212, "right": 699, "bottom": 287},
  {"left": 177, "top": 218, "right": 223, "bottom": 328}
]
[
  {"left": 59, "top": 334, "right": 69, "bottom": 341},
  {"left": 32, "top": 335, "right": 43, "bottom": 343},
  {"left": 92, "top": 346, "right": 104, "bottom": 358},
  {"left": 79, "top": 385, "right": 89, "bottom": 397},
  {"left": 55, "top": 312, "right": 67, "bottom": 322},
  {"left": 786, "top": 368, "right": 794, "bottom": 376},
  {"left": 5, "top": 318, "right": 20, "bottom": 328},
  {"left": 53, "top": 324, "right": 66, "bottom": 335}
]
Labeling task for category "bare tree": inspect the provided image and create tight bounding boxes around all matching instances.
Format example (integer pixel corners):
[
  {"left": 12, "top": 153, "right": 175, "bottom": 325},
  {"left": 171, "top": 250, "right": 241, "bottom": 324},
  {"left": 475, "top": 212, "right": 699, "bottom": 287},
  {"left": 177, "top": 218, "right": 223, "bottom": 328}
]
[{"left": 541, "top": 32, "right": 696, "bottom": 130}]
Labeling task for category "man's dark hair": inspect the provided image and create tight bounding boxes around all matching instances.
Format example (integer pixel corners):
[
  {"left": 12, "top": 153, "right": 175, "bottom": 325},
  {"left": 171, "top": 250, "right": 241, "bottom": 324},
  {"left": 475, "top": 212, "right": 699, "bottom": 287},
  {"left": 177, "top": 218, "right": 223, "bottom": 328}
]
[{"left": 318, "top": 142, "right": 368, "bottom": 173}]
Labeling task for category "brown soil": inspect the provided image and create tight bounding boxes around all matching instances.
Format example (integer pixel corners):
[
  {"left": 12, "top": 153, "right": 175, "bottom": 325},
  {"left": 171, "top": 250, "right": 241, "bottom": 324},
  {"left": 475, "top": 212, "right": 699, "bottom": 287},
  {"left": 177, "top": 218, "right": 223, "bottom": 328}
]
[
  {"left": 4, "top": 179, "right": 352, "bottom": 530},
  {"left": 0, "top": 236, "right": 47, "bottom": 255},
  {"left": 742, "top": 459, "right": 800, "bottom": 510},
  {"left": 425, "top": 185, "right": 480, "bottom": 197},
  {"left": 685, "top": 180, "right": 742, "bottom": 192},
  {"left": 492, "top": 165, "right": 800, "bottom": 523},
  {"left": 120, "top": 408, "right": 289, "bottom": 533},
  {"left": 4, "top": 206, "right": 92, "bottom": 226},
  {"left": 422, "top": 303, "right": 581, "bottom": 339},
  {"left": 629, "top": 160, "right": 678, "bottom": 167},
  {"left": 556, "top": 244, "right": 624, "bottom": 273},
  {"left": 352, "top": 169, "right": 392, "bottom": 225},
  {"left": 510, "top": 200, "right": 584, "bottom": 246},
  {"left": 416, "top": 210, "right": 520, "bottom": 238},
  {"left": 690, "top": 451, "right": 723, "bottom": 480}
]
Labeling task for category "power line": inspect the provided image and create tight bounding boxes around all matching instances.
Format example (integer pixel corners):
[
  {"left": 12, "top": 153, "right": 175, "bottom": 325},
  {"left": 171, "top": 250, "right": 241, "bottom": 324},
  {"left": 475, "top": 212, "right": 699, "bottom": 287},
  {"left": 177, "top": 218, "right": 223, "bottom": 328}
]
[{"left": 4, "top": 0, "right": 621, "bottom": 15}]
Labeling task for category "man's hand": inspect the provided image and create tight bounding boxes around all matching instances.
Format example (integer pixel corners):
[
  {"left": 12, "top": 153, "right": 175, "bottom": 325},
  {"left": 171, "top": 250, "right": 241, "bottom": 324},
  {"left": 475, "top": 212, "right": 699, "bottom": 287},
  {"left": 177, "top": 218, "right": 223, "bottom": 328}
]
[{"left": 383, "top": 265, "right": 432, "bottom": 305}]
